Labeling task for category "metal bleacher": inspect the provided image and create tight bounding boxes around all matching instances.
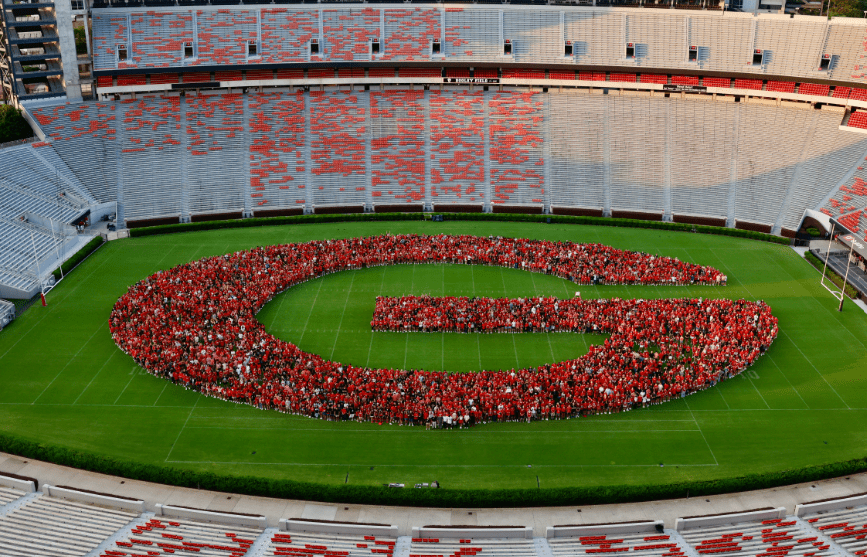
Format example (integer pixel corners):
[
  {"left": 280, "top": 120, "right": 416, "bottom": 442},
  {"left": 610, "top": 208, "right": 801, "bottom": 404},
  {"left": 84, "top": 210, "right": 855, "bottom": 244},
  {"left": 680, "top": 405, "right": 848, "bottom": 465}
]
[
  {"left": 0, "top": 142, "right": 98, "bottom": 299},
  {"left": 0, "top": 493, "right": 140, "bottom": 556},
  {"left": 678, "top": 516, "right": 836, "bottom": 557},
  {"left": 104, "top": 515, "right": 264, "bottom": 556},
  {"left": 89, "top": 7, "right": 867, "bottom": 89},
  {"left": 3, "top": 469, "right": 867, "bottom": 557},
  {"left": 25, "top": 90, "right": 867, "bottom": 235}
]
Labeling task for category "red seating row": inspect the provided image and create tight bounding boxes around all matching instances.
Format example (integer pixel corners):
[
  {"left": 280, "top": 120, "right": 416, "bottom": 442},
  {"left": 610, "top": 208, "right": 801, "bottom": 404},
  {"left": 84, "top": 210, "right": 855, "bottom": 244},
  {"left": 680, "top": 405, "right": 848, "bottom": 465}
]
[
  {"left": 370, "top": 89, "right": 426, "bottom": 203},
  {"left": 382, "top": 9, "right": 440, "bottom": 61},
  {"left": 248, "top": 90, "right": 307, "bottom": 208},
  {"left": 429, "top": 89, "right": 485, "bottom": 203}
]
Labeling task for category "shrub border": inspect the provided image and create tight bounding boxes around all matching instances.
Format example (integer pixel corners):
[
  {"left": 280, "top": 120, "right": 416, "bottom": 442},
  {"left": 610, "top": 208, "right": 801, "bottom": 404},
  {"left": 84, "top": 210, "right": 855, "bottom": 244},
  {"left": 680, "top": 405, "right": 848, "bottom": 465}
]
[
  {"left": 0, "top": 429, "right": 865, "bottom": 507},
  {"left": 52, "top": 236, "right": 106, "bottom": 281},
  {"left": 3, "top": 213, "right": 823, "bottom": 508},
  {"left": 128, "top": 212, "right": 792, "bottom": 246}
]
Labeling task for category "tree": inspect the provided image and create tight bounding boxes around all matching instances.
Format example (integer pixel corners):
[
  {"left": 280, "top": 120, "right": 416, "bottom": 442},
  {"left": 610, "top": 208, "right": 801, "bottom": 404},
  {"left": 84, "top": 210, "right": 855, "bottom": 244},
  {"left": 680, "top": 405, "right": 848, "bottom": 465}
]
[
  {"left": 828, "top": 0, "right": 867, "bottom": 17},
  {"left": 74, "top": 26, "right": 88, "bottom": 55},
  {"left": 0, "top": 105, "right": 35, "bottom": 144}
]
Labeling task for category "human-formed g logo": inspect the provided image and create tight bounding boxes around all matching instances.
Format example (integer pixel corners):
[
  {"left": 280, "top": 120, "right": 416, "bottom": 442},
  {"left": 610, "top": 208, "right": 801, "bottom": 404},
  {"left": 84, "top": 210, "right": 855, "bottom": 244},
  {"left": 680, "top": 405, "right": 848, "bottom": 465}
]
[{"left": 110, "top": 234, "right": 777, "bottom": 427}]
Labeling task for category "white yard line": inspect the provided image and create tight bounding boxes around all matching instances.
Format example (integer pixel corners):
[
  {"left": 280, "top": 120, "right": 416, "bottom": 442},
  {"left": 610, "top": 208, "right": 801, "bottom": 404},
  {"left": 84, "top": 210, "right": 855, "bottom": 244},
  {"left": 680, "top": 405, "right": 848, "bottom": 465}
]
[
  {"left": 330, "top": 272, "right": 357, "bottom": 360},
  {"left": 72, "top": 351, "right": 118, "bottom": 405},
  {"left": 32, "top": 323, "right": 104, "bottom": 404},
  {"left": 113, "top": 366, "right": 141, "bottom": 405},
  {"left": 365, "top": 266, "right": 387, "bottom": 368},
  {"left": 298, "top": 278, "right": 324, "bottom": 346},
  {"left": 685, "top": 399, "right": 719, "bottom": 466},
  {"left": 164, "top": 398, "right": 199, "bottom": 462},
  {"left": 707, "top": 246, "right": 851, "bottom": 410}
]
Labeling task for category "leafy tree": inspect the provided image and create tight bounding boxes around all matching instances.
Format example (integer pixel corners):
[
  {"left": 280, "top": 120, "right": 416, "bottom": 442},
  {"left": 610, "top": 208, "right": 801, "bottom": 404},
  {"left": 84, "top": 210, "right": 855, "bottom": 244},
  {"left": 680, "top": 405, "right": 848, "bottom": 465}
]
[
  {"left": 828, "top": 0, "right": 867, "bottom": 17},
  {"left": 0, "top": 105, "right": 35, "bottom": 143},
  {"left": 74, "top": 26, "right": 88, "bottom": 55}
]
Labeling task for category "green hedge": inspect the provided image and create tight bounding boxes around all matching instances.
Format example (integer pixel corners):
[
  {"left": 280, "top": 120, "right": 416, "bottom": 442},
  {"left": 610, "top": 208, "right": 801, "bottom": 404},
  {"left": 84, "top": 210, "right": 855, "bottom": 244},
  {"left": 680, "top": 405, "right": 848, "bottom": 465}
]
[
  {"left": 129, "top": 213, "right": 425, "bottom": 237},
  {"left": 52, "top": 236, "right": 105, "bottom": 280},
  {"left": 0, "top": 428, "right": 865, "bottom": 507},
  {"left": 804, "top": 250, "right": 862, "bottom": 300},
  {"left": 130, "top": 211, "right": 791, "bottom": 245}
]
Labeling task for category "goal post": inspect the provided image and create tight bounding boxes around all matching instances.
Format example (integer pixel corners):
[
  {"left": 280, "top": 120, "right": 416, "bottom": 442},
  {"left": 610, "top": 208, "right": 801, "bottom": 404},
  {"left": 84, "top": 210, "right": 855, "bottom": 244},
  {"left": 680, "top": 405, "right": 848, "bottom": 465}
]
[{"left": 818, "top": 219, "right": 856, "bottom": 312}]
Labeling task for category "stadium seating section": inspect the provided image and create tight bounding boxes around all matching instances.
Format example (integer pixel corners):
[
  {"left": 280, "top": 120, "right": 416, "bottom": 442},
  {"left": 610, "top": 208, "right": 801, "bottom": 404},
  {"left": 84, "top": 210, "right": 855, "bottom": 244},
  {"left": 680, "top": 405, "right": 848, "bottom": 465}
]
[
  {"left": 804, "top": 505, "right": 867, "bottom": 556},
  {"left": 0, "top": 142, "right": 99, "bottom": 297},
  {"left": 264, "top": 530, "right": 397, "bottom": 557},
  {"left": 0, "top": 491, "right": 139, "bottom": 555},
  {"left": 679, "top": 518, "right": 835, "bottom": 557},
  {"left": 105, "top": 515, "right": 262, "bottom": 556},
  {"left": 3, "top": 474, "right": 867, "bottom": 557},
  {"left": 91, "top": 7, "right": 867, "bottom": 88},
  {"left": 8, "top": 4, "right": 867, "bottom": 299},
  {"left": 22, "top": 90, "right": 867, "bottom": 235},
  {"left": 548, "top": 531, "right": 688, "bottom": 557}
]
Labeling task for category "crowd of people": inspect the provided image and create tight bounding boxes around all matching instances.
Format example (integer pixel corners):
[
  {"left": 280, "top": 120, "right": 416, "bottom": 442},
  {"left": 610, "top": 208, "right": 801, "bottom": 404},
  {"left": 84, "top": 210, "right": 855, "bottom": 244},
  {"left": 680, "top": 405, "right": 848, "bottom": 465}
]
[
  {"left": 109, "top": 234, "right": 768, "bottom": 428},
  {"left": 371, "top": 294, "right": 777, "bottom": 420}
]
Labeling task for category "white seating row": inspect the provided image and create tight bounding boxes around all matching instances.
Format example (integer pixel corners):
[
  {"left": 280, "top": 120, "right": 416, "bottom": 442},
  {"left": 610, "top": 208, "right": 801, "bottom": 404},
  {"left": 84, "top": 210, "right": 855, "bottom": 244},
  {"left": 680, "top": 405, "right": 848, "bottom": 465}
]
[{"left": 0, "top": 493, "right": 139, "bottom": 556}]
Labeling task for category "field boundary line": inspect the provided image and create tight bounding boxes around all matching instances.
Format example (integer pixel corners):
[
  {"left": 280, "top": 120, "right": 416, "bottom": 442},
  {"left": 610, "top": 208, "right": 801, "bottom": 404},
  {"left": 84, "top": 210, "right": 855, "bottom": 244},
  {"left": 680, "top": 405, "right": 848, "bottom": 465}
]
[
  {"left": 745, "top": 372, "right": 771, "bottom": 409},
  {"left": 714, "top": 384, "right": 731, "bottom": 409}
]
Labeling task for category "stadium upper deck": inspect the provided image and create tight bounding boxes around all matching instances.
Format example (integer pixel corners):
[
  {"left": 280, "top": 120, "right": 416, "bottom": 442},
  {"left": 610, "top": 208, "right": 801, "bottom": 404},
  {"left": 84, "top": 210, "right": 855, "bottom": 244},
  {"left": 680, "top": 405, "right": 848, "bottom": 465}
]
[{"left": 88, "top": 5, "right": 867, "bottom": 86}]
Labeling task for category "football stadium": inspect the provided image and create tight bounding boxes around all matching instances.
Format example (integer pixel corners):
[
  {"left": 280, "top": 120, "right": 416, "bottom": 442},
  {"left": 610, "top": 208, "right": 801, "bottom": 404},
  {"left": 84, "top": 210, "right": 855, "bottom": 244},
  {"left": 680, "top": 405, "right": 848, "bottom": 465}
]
[{"left": 2, "top": 0, "right": 867, "bottom": 554}]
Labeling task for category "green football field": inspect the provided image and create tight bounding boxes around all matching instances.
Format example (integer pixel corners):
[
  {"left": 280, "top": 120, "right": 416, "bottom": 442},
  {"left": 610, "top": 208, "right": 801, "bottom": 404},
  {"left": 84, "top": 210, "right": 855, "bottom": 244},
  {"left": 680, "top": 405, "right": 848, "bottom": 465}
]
[{"left": 1, "top": 220, "right": 867, "bottom": 493}]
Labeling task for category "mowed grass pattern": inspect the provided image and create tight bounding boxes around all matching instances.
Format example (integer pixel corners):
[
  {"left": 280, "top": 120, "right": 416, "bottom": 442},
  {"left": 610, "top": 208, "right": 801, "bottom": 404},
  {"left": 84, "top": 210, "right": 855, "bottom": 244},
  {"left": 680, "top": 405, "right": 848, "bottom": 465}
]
[{"left": 1, "top": 221, "right": 867, "bottom": 491}]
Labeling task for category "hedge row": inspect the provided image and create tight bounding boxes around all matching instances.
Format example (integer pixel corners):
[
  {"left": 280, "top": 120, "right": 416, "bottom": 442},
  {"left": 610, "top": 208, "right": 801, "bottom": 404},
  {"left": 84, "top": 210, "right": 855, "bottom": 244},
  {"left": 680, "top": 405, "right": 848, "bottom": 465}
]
[
  {"left": 438, "top": 213, "right": 792, "bottom": 245},
  {"left": 129, "top": 213, "right": 425, "bottom": 237},
  {"left": 129, "top": 211, "right": 792, "bottom": 245},
  {"left": 52, "top": 236, "right": 105, "bottom": 280},
  {"left": 804, "top": 250, "right": 862, "bottom": 300},
  {"left": 0, "top": 429, "right": 865, "bottom": 507}
]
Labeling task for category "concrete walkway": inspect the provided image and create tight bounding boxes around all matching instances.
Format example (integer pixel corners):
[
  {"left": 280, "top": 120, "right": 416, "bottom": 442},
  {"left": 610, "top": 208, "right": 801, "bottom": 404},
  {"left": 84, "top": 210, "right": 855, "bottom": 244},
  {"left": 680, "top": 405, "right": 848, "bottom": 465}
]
[{"left": 3, "top": 451, "right": 867, "bottom": 537}]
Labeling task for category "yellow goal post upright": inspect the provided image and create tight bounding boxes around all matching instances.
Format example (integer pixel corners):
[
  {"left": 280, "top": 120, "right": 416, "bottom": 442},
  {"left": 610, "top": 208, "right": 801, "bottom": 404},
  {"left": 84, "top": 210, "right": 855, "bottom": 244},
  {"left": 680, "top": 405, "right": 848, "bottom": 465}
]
[{"left": 820, "top": 217, "right": 857, "bottom": 312}]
